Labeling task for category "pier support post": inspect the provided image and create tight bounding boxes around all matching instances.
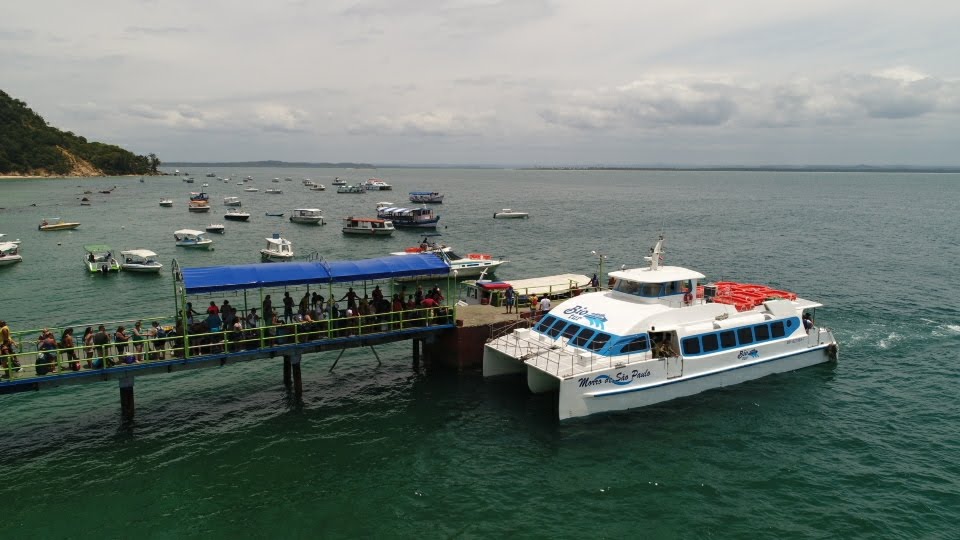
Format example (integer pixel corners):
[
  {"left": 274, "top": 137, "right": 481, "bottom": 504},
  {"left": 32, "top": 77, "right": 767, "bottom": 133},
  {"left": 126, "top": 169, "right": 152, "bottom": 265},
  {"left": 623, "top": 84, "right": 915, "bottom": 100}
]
[
  {"left": 119, "top": 376, "right": 135, "bottom": 421},
  {"left": 283, "top": 355, "right": 292, "bottom": 386},
  {"left": 412, "top": 339, "right": 421, "bottom": 367},
  {"left": 286, "top": 352, "right": 302, "bottom": 397}
]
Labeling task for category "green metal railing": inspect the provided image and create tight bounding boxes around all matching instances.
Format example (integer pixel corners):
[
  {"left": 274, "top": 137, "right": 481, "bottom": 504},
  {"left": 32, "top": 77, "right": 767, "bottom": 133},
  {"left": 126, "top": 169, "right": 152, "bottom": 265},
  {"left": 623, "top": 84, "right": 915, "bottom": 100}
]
[{"left": 1, "top": 306, "right": 455, "bottom": 384}]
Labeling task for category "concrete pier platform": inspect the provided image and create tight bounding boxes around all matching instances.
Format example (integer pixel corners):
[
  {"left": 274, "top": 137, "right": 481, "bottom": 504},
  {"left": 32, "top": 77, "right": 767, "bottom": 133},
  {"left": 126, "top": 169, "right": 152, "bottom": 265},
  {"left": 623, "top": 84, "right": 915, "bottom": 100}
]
[{"left": 426, "top": 304, "right": 536, "bottom": 370}]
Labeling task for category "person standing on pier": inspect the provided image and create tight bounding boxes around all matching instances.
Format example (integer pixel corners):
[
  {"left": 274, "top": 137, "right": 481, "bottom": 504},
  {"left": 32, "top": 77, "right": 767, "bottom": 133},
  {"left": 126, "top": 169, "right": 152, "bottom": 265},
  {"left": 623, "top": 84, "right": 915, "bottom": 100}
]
[
  {"left": 283, "top": 292, "right": 294, "bottom": 323},
  {"left": 262, "top": 295, "right": 273, "bottom": 324},
  {"left": 299, "top": 292, "right": 311, "bottom": 317},
  {"left": 340, "top": 288, "right": 359, "bottom": 312},
  {"left": 93, "top": 325, "right": 110, "bottom": 367},
  {"left": 114, "top": 326, "right": 131, "bottom": 363},
  {"left": 505, "top": 286, "right": 516, "bottom": 314}
]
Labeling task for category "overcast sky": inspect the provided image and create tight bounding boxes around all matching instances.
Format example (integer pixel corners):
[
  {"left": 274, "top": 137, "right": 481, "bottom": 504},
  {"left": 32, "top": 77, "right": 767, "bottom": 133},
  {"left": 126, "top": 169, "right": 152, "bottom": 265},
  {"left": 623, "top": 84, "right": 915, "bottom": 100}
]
[{"left": 4, "top": 0, "right": 959, "bottom": 166}]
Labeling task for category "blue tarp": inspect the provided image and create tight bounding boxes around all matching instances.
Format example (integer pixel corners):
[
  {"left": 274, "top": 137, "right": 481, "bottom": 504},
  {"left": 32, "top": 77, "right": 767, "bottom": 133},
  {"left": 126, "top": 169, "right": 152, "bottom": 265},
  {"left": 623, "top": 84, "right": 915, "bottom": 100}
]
[{"left": 180, "top": 254, "right": 449, "bottom": 294}]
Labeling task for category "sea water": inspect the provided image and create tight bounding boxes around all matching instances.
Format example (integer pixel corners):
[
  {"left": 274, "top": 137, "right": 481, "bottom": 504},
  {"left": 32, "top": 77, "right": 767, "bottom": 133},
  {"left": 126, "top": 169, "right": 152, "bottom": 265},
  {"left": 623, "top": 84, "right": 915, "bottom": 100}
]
[{"left": 0, "top": 169, "right": 958, "bottom": 538}]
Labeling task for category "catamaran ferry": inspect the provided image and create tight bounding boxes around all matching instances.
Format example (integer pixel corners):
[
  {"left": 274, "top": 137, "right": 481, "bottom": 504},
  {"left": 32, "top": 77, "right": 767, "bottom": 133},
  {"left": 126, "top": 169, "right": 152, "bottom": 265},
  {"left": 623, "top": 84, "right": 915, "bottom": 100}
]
[{"left": 483, "top": 236, "right": 839, "bottom": 420}]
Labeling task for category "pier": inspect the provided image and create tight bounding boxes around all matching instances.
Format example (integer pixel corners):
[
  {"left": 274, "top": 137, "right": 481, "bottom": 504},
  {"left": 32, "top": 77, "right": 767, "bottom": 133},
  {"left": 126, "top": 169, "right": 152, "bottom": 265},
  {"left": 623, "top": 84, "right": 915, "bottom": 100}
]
[{"left": 0, "top": 254, "right": 592, "bottom": 420}]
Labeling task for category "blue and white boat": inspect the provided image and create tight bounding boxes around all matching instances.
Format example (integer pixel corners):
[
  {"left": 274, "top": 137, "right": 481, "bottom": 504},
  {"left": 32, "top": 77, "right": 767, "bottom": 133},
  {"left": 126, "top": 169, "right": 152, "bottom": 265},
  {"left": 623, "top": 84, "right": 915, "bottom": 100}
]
[
  {"left": 409, "top": 191, "right": 444, "bottom": 203},
  {"left": 376, "top": 205, "right": 440, "bottom": 228},
  {"left": 483, "top": 235, "right": 839, "bottom": 420}
]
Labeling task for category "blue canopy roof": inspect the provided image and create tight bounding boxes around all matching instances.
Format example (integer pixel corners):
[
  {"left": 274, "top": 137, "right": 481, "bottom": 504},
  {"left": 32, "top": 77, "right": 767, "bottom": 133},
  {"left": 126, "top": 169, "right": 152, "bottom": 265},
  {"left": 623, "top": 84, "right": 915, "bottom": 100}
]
[{"left": 180, "top": 253, "right": 449, "bottom": 294}]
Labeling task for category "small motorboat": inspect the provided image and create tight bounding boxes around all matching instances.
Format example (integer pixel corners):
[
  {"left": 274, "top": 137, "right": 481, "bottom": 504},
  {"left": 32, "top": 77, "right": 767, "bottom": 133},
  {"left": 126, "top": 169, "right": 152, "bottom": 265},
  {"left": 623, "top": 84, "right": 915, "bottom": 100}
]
[
  {"left": 201, "top": 182, "right": 210, "bottom": 187},
  {"left": 337, "top": 183, "right": 366, "bottom": 194},
  {"left": 206, "top": 223, "right": 226, "bottom": 234},
  {"left": 0, "top": 242, "right": 23, "bottom": 266},
  {"left": 260, "top": 234, "right": 294, "bottom": 262},
  {"left": 265, "top": 212, "right": 284, "bottom": 217},
  {"left": 174, "top": 229, "right": 214, "bottom": 249},
  {"left": 493, "top": 209, "right": 529, "bottom": 219},
  {"left": 223, "top": 196, "right": 242, "bottom": 206},
  {"left": 363, "top": 178, "right": 393, "bottom": 191},
  {"left": 84, "top": 244, "right": 121, "bottom": 273},
  {"left": 237, "top": 181, "right": 245, "bottom": 186},
  {"left": 224, "top": 210, "right": 251, "bottom": 221},
  {"left": 375, "top": 201, "right": 394, "bottom": 210},
  {"left": 310, "top": 184, "right": 326, "bottom": 191},
  {"left": 331, "top": 177, "right": 347, "bottom": 186},
  {"left": 265, "top": 188, "right": 283, "bottom": 194},
  {"left": 290, "top": 208, "right": 325, "bottom": 225},
  {"left": 244, "top": 187, "right": 259, "bottom": 192},
  {"left": 188, "top": 192, "right": 211, "bottom": 213},
  {"left": 409, "top": 191, "right": 444, "bottom": 204},
  {"left": 120, "top": 249, "right": 163, "bottom": 273},
  {"left": 342, "top": 217, "right": 395, "bottom": 236},
  {"left": 159, "top": 199, "right": 174, "bottom": 207},
  {"left": 39, "top": 218, "right": 81, "bottom": 231},
  {"left": 272, "top": 178, "right": 280, "bottom": 183}
]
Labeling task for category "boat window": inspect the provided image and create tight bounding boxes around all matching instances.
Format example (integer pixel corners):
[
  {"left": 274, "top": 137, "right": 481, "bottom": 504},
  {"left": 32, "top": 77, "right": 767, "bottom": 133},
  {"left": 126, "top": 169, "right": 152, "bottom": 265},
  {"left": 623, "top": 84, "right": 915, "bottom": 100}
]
[
  {"left": 737, "top": 327, "right": 754, "bottom": 345},
  {"left": 586, "top": 333, "right": 611, "bottom": 351},
  {"left": 754, "top": 323, "right": 770, "bottom": 341},
  {"left": 615, "top": 280, "right": 641, "bottom": 295},
  {"left": 719, "top": 330, "right": 736, "bottom": 348},
  {"left": 546, "top": 318, "right": 567, "bottom": 338},
  {"left": 682, "top": 337, "right": 701, "bottom": 355},
  {"left": 620, "top": 335, "right": 649, "bottom": 354},
  {"left": 571, "top": 328, "right": 594, "bottom": 347},
  {"left": 640, "top": 283, "right": 663, "bottom": 297},
  {"left": 561, "top": 323, "right": 579, "bottom": 339},
  {"left": 701, "top": 333, "right": 719, "bottom": 353},
  {"left": 535, "top": 315, "right": 555, "bottom": 332},
  {"left": 770, "top": 321, "right": 786, "bottom": 338}
]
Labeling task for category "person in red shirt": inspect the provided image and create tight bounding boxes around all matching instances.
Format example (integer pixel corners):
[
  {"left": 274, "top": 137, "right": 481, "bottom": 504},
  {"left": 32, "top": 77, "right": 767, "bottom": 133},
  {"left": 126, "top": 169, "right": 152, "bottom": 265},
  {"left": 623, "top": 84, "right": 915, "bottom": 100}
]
[{"left": 206, "top": 301, "right": 220, "bottom": 316}]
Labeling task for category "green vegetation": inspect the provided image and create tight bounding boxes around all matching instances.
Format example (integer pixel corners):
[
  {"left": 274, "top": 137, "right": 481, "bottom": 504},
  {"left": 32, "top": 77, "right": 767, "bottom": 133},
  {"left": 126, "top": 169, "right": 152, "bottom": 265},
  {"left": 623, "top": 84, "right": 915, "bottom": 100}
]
[{"left": 0, "top": 89, "right": 159, "bottom": 176}]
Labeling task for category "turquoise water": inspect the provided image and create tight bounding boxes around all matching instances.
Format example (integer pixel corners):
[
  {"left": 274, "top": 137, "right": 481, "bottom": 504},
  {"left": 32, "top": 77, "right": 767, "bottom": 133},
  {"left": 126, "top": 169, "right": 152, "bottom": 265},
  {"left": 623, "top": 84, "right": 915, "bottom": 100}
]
[{"left": 1, "top": 169, "right": 959, "bottom": 538}]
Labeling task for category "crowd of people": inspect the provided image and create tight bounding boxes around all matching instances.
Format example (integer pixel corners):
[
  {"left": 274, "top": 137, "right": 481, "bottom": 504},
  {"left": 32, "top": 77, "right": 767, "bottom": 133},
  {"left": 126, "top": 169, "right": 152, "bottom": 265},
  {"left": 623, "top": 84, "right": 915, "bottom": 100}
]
[{"left": 1, "top": 284, "right": 452, "bottom": 378}]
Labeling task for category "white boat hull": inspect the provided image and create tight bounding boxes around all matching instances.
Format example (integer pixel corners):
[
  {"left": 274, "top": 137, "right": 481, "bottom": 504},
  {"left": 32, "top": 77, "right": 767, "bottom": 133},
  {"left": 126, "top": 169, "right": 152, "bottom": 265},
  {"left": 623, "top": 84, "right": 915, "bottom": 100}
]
[
  {"left": 0, "top": 255, "right": 23, "bottom": 266},
  {"left": 494, "top": 212, "right": 528, "bottom": 219},
  {"left": 290, "top": 216, "right": 324, "bottom": 224},
  {"left": 484, "top": 339, "right": 836, "bottom": 420},
  {"left": 177, "top": 241, "right": 213, "bottom": 248},
  {"left": 261, "top": 251, "right": 295, "bottom": 262},
  {"left": 121, "top": 263, "right": 163, "bottom": 273}
]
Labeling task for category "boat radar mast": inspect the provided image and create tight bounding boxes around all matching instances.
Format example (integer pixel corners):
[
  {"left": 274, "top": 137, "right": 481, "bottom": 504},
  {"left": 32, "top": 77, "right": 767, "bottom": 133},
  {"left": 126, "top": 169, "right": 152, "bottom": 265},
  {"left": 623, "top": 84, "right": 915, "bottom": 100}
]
[{"left": 644, "top": 234, "right": 665, "bottom": 270}]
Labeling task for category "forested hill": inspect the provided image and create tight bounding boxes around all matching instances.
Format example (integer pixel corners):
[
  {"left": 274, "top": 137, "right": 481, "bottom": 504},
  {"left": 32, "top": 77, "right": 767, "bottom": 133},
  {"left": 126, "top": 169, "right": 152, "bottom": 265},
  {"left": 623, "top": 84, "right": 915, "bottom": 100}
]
[{"left": 0, "top": 90, "right": 159, "bottom": 176}]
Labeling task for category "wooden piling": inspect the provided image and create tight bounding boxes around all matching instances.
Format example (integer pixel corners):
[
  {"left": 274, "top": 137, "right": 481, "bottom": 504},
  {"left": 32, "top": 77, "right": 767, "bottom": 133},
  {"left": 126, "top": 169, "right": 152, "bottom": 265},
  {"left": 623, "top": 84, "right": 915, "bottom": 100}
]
[
  {"left": 119, "top": 376, "right": 135, "bottom": 421},
  {"left": 283, "top": 355, "right": 292, "bottom": 386},
  {"left": 412, "top": 338, "right": 421, "bottom": 367},
  {"left": 288, "top": 352, "right": 302, "bottom": 396}
]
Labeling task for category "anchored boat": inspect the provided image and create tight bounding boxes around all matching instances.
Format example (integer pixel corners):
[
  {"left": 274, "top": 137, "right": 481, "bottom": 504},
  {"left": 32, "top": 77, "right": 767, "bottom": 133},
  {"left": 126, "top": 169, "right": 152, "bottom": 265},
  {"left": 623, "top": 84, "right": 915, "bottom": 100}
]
[
  {"left": 84, "top": 244, "right": 120, "bottom": 273},
  {"left": 174, "top": 229, "right": 213, "bottom": 249},
  {"left": 483, "top": 235, "right": 839, "bottom": 420},
  {"left": 38, "top": 218, "right": 81, "bottom": 231},
  {"left": 342, "top": 217, "right": 395, "bottom": 236},
  {"left": 224, "top": 209, "right": 251, "bottom": 221},
  {"left": 493, "top": 209, "right": 528, "bottom": 219},
  {"left": 120, "top": 249, "right": 163, "bottom": 273},
  {"left": 376, "top": 205, "right": 440, "bottom": 228},
  {"left": 260, "top": 234, "right": 294, "bottom": 262},
  {"left": 290, "top": 208, "right": 325, "bottom": 225},
  {"left": 0, "top": 242, "right": 23, "bottom": 266},
  {"left": 391, "top": 234, "right": 506, "bottom": 279},
  {"left": 409, "top": 191, "right": 444, "bottom": 204}
]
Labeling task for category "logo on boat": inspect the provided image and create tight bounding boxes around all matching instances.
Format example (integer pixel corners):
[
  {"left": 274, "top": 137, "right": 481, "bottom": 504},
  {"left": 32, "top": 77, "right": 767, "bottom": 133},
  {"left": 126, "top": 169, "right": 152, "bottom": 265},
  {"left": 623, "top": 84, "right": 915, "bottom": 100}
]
[
  {"left": 578, "top": 369, "right": 651, "bottom": 388},
  {"left": 563, "top": 305, "right": 608, "bottom": 329},
  {"left": 737, "top": 349, "right": 760, "bottom": 360}
]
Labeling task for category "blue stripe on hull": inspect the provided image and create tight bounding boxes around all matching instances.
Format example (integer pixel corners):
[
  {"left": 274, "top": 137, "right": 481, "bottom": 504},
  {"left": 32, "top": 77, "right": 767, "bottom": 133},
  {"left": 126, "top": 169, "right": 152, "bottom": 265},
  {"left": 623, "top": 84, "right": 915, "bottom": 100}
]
[{"left": 592, "top": 345, "right": 832, "bottom": 398}]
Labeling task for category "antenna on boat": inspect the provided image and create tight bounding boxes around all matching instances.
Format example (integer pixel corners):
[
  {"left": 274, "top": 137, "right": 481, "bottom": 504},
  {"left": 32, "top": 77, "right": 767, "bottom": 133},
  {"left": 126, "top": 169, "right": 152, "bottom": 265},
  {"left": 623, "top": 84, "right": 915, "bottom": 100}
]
[{"left": 644, "top": 233, "right": 665, "bottom": 271}]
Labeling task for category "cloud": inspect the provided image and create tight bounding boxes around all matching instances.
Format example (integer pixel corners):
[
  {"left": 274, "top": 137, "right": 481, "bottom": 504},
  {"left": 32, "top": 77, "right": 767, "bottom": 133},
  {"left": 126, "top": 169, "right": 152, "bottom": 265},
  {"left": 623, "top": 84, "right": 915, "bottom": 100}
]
[
  {"left": 122, "top": 104, "right": 218, "bottom": 129},
  {"left": 349, "top": 110, "right": 493, "bottom": 136},
  {"left": 124, "top": 26, "right": 190, "bottom": 36},
  {"left": 540, "top": 68, "right": 960, "bottom": 131},
  {"left": 252, "top": 104, "right": 309, "bottom": 132}
]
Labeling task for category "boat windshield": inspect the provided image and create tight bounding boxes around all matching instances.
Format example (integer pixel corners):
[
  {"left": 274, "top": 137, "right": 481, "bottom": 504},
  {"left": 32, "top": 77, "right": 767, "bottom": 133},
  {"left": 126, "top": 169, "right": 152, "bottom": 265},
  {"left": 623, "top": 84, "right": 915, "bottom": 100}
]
[{"left": 614, "top": 278, "right": 694, "bottom": 297}]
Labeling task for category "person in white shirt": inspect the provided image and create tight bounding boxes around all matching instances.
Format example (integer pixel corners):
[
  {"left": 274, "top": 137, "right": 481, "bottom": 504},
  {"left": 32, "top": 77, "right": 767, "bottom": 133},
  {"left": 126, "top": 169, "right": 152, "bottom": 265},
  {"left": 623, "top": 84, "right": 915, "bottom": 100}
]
[{"left": 538, "top": 296, "right": 552, "bottom": 313}]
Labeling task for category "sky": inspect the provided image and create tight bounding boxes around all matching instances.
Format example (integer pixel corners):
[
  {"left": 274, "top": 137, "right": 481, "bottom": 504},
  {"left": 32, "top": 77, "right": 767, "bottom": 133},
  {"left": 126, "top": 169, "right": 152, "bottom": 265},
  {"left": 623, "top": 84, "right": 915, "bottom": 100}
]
[{"left": 3, "top": 0, "right": 960, "bottom": 166}]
